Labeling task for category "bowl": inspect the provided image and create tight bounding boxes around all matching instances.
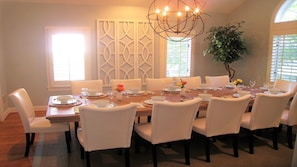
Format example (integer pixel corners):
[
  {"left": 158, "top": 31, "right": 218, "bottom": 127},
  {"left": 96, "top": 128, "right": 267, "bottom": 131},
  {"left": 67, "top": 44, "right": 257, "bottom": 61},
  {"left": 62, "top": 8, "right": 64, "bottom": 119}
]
[
  {"left": 56, "top": 95, "right": 73, "bottom": 104},
  {"left": 129, "top": 88, "right": 140, "bottom": 95},
  {"left": 151, "top": 96, "right": 166, "bottom": 101},
  {"left": 93, "top": 100, "right": 109, "bottom": 107},
  {"left": 237, "top": 91, "right": 250, "bottom": 97}
]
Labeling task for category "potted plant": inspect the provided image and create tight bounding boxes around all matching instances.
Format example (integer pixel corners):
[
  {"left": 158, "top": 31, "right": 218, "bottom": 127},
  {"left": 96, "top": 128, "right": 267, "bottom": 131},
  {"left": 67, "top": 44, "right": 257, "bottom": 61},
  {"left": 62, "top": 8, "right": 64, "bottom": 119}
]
[{"left": 203, "top": 22, "right": 248, "bottom": 81}]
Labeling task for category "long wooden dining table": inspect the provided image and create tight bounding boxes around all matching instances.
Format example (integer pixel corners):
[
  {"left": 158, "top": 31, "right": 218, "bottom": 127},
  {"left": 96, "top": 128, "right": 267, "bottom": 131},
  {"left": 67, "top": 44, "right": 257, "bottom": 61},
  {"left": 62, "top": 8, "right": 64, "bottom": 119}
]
[{"left": 46, "top": 87, "right": 264, "bottom": 123}]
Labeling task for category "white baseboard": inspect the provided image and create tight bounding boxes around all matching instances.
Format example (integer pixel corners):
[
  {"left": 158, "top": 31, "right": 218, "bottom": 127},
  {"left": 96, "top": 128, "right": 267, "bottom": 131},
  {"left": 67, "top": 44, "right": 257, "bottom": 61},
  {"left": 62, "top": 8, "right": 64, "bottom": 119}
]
[{"left": 1, "top": 105, "right": 47, "bottom": 121}]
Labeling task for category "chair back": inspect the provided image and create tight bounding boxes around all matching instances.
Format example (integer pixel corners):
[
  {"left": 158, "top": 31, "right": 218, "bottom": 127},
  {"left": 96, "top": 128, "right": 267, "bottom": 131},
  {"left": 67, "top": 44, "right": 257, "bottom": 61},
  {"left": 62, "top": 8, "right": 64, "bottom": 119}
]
[
  {"left": 71, "top": 80, "right": 103, "bottom": 95},
  {"left": 274, "top": 79, "right": 297, "bottom": 96},
  {"left": 205, "top": 75, "right": 229, "bottom": 87},
  {"left": 145, "top": 78, "right": 173, "bottom": 91},
  {"left": 176, "top": 76, "right": 202, "bottom": 89},
  {"left": 151, "top": 98, "right": 202, "bottom": 144},
  {"left": 9, "top": 88, "right": 35, "bottom": 132},
  {"left": 287, "top": 93, "right": 297, "bottom": 125},
  {"left": 111, "top": 79, "right": 142, "bottom": 90},
  {"left": 249, "top": 93, "right": 291, "bottom": 130},
  {"left": 205, "top": 95, "right": 250, "bottom": 137},
  {"left": 78, "top": 104, "right": 137, "bottom": 151}
]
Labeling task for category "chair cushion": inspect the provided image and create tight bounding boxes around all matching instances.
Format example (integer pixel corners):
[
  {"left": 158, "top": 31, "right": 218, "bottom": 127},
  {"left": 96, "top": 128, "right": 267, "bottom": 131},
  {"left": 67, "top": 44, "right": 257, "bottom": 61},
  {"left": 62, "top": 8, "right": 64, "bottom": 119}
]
[
  {"left": 134, "top": 123, "right": 152, "bottom": 142},
  {"left": 280, "top": 110, "right": 289, "bottom": 125},
  {"left": 240, "top": 112, "right": 252, "bottom": 129},
  {"left": 29, "top": 117, "right": 69, "bottom": 133},
  {"left": 192, "top": 118, "right": 207, "bottom": 136}
]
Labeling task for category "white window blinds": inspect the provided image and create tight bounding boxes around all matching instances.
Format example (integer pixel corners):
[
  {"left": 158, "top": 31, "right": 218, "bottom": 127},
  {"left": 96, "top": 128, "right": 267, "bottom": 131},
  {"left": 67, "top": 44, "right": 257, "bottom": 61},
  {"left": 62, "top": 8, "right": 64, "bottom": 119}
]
[{"left": 270, "top": 34, "right": 297, "bottom": 82}]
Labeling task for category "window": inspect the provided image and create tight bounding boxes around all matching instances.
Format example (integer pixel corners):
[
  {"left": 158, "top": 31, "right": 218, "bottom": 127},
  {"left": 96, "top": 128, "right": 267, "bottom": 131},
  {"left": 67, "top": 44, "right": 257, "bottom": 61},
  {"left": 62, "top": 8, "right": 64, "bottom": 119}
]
[
  {"left": 166, "top": 37, "right": 192, "bottom": 77},
  {"left": 46, "top": 27, "right": 91, "bottom": 90},
  {"left": 269, "top": 0, "right": 297, "bottom": 82}
]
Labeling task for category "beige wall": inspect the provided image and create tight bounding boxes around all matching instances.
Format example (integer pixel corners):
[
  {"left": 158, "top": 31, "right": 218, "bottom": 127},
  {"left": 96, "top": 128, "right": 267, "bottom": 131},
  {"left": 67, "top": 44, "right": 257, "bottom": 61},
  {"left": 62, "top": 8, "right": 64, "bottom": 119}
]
[{"left": 1, "top": 0, "right": 282, "bottom": 108}]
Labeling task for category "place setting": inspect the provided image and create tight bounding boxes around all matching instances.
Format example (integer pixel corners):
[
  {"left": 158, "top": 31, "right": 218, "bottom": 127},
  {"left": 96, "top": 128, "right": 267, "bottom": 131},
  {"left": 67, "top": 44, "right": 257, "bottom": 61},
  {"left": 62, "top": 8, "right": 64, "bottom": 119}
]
[{"left": 49, "top": 95, "right": 82, "bottom": 107}]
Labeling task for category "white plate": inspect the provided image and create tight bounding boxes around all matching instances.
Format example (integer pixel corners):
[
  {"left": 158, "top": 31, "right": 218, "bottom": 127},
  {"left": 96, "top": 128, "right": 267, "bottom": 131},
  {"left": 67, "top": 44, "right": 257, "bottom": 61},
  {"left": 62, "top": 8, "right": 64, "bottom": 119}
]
[
  {"left": 226, "top": 85, "right": 236, "bottom": 88},
  {"left": 144, "top": 99, "right": 167, "bottom": 105},
  {"left": 264, "top": 91, "right": 283, "bottom": 95},
  {"left": 87, "top": 92, "right": 104, "bottom": 97},
  {"left": 233, "top": 93, "right": 240, "bottom": 98},
  {"left": 259, "top": 87, "right": 268, "bottom": 90},
  {"left": 53, "top": 96, "right": 77, "bottom": 105},
  {"left": 163, "top": 88, "right": 181, "bottom": 92}
]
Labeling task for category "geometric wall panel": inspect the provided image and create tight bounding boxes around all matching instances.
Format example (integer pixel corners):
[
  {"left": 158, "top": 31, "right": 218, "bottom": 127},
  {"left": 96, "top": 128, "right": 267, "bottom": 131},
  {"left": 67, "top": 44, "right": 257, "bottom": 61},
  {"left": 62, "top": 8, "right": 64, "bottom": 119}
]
[{"left": 97, "top": 20, "right": 154, "bottom": 87}]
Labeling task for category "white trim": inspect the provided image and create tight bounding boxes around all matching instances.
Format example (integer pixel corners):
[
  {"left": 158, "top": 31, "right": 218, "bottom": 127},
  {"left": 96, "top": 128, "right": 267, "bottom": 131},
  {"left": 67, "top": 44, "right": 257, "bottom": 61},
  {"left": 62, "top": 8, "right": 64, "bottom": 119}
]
[{"left": 1, "top": 106, "right": 47, "bottom": 121}]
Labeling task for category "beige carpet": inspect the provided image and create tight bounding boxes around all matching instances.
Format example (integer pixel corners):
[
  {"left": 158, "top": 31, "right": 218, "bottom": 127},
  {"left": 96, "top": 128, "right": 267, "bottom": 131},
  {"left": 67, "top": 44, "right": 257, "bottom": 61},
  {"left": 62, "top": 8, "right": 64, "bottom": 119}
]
[{"left": 32, "top": 125, "right": 295, "bottom": 167}]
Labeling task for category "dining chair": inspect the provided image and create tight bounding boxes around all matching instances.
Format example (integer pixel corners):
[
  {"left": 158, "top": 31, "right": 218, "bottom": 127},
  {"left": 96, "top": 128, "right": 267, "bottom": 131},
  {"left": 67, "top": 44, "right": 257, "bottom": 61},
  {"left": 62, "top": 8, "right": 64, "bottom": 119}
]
[
  {"left": 205, "top": 75, "right": 230, "bottom": 87},
  {"left": 280, "top": 92, "right": 297, "bottom": 148},
  {"left": 274, "top": 79, "right": 297, "bottom": 97},
  {"left": 71, "top": 80, "right": 103, "bottom": 95},
  {"left": 9, "top": 88, "right": 71, "bottom": 157},
  {"left": 192, "top": 95, "right": 251, "bottom": 162},
  {"left": 145, "top": 78, "right": 173, "bottom": 91},
  {"left": 176, "top": 76, "right": 202, "bottom": 89},
  {"left": 77, "top": 103, "right": 137, "bottom": 167},
  {"left": 134, "top": 98, "right": 202, "bottom": 167},
  {"left": 240, "top": 92, "right": 291, "bottom": 154},
  {"left": 111, "top": 78, "right": 142, "bottom": 90}
]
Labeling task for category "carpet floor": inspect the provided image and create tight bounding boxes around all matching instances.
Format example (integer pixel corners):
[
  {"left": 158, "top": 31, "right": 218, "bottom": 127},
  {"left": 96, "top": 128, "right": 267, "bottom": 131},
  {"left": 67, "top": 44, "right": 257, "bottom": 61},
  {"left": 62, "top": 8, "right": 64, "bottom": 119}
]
[{"left": 32, "top": 125, "right": 296, "bottom": 167}]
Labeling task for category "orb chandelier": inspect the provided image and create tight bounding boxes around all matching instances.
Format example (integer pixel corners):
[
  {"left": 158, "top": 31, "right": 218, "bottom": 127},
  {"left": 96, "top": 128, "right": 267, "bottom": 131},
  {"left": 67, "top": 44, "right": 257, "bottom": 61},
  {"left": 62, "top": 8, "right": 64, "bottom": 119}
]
[{"left": 147, "top": 0, "right": 208, "bottom": 42}]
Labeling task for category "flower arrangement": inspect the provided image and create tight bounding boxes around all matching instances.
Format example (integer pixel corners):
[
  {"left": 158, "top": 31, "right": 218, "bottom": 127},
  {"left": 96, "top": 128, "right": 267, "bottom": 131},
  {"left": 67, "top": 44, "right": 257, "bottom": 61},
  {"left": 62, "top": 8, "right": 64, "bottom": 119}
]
[
  {"left": 177, "top": 79, "right": 187, "bottom": 88},
  {"left": 114, "top": 84, "right": 125, "bottom": 92},
  {"left": 232, "top": 79, "right": 243, "bottom": 86}
]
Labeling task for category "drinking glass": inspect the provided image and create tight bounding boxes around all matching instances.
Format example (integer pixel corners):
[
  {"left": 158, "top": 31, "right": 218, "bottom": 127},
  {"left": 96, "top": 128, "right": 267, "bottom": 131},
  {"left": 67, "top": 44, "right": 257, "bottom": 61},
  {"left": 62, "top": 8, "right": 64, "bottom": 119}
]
[
  {"left": 106, "top": 90, "right": 115, "bottom": 107},
  {"left": 249, "top": 80, "right": 256, "bottom": 90},
  {"left": 81, "top": 88, "right": 88, "bottom": 104}
]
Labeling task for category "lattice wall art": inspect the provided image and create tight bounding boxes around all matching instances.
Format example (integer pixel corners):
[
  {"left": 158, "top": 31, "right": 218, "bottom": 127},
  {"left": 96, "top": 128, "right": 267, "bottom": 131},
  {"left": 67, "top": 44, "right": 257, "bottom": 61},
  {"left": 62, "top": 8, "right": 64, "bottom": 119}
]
[{"left": 97, "top": 20, "right": 154, "bottom": 87}]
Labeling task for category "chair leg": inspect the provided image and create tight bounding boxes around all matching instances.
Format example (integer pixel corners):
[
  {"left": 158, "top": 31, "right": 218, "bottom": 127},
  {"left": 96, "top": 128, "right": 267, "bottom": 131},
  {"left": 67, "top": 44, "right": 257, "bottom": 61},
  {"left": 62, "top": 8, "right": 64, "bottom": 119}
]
[
  {"left": 152, "top": 144, "right": 158, "bottom": 167},
  {"left": 65, "top": 131, "right": 71, "bottom": 153},
  {"left": 24, "top": 133, "right": 31, "bottom": 157},
  {"left": 30, "top": 133, "right": 35, "bottom": 145},
  {"left": 184, "top": 139, "right": 190, "bottom": 165},
  {"left": 248, "top": 130, "right": 254, "bottom": 154},
  {"left": 80, "top": 144, "right": 85, "bottom": 159},
  {"left": 273, "top": 127, "right": 278, "bottom": 150},
  {"left": 205, "top": 137, "right": 211, "bottom": 162},
  {"left": 124, "top": 148, "right": 130, "bottom": 167},
  {"left": 134, "top": 133, "right": 140, "bottom": 153},
  {"left": 287, "top": 125, "right": 293, "bottom": 149},
  {"left": 233, "top": 134, "right": 239, "bottom": 157},
  {"left": 74, "top": 122, "right": 79, "bottom": 139},
  {"left": 86, "top": 151, "right": 91, "bottom": 167}
]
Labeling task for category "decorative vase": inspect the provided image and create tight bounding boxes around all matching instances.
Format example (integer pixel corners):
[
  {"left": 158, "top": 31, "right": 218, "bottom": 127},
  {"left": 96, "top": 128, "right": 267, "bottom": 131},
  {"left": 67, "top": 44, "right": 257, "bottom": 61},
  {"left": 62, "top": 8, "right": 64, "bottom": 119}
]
[
  {"left": 116, "top": 92, "right": 123, "bottom": 101},
  {"left": 180, "top": 88, "right": 186, "bottom": 96}
]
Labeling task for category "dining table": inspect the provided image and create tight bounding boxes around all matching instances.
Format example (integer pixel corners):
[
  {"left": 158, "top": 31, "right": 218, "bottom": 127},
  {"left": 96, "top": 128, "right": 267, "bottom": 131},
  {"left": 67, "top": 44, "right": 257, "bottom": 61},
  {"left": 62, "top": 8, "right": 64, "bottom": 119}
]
[{"left": 46, "top": 86, "right": 265, "bottom": 123}]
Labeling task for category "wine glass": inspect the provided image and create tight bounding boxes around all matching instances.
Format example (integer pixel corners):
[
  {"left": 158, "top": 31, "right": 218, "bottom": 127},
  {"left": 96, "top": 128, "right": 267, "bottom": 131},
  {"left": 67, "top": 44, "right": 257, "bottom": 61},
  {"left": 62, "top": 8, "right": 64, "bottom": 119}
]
[
  {"left": 249, "top": 80, "right": 256, "bottom": 90},
  {"left": 106, "top": 90, "right": 114, "bottom": 107},
  {"left": 81, "top": 88, "right": 88, "bottom": 104}
]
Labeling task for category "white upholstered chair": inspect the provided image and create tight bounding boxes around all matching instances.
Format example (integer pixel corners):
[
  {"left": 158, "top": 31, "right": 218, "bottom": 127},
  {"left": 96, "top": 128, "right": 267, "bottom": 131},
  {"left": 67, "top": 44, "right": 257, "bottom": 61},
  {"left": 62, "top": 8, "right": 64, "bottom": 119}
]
[
  {"left": 71, "top": 80, "right": 103, "bottom": 95},
  {"left": 240, "top": 92, "right": 291, "bottom": 154},
  {"left": 274, "top": 79, "right": 297, "bottom": 97},
  {"left": 77, "top": 104, "right": 137, "bottom": 167},
  {"left": 9, "top": 88, "right": 71, "bottom": 157},
  {"left": 134, "top": 98, "right": 202, "bottom": 167},
  {"left": 176, "top": 76, "right": 202, "bottom": 89},
  {"left": 205, "top": 75, "right": 230, "bottom": 87},
  {"left": 192, "top": 95, "right": 251, "bottom": 162},
  {"left": 111, "top": 78, "right": 142, "bottom": 90},
  {"left": 145, "top": 78, "right": 173, "bottom": 91},
  {"left": 280, "top": 92, "right": 297, "bottom": 148}
]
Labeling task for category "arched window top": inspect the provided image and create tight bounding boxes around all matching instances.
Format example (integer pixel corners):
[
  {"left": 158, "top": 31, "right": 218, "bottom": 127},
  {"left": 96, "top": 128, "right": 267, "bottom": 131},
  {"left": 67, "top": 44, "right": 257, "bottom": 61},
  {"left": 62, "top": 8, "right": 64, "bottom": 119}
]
[{"left": 275, "top": 0, "right": 297, "bottom": 23}]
